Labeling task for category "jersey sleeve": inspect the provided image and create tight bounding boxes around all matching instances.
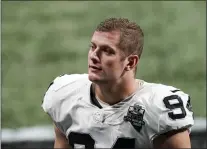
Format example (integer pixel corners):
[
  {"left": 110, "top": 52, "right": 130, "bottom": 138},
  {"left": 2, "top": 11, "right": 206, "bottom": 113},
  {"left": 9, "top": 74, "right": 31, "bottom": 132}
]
[{"left": 148, "top": 85, "right": 194, "bottom": 142}]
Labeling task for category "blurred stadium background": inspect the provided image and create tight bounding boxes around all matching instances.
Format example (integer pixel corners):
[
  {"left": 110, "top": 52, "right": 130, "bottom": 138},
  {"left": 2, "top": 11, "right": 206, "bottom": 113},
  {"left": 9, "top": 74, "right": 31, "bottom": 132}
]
[{"left": 2, "top": 1, "right": 206, "bottom": 148}]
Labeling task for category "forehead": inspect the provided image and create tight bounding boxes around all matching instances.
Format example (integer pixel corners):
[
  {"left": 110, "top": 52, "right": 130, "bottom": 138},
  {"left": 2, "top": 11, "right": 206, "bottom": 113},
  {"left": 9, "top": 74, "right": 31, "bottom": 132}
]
[{"left": 91, "top": 31, "right": 120, "bottom": 48}]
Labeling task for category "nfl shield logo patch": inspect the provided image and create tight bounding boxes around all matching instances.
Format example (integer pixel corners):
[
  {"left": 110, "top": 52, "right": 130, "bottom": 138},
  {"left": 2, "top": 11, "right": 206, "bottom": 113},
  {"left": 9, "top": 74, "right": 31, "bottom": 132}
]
[{"left": 124, "top": 104, "right": 145, "bottom": 132}]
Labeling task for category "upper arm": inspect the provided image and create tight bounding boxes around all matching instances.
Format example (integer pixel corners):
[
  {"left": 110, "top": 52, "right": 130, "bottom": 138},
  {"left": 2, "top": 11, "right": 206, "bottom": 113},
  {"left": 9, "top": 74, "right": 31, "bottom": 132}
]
[
  {"left": 54, "top": 124, "right": 71, "bottom": 149},
  {"left": 42, "top": 74, "right": 87, "bottom": 148},
  {"left": 153, "top": 128, "right": 191, "bottom": 149}
]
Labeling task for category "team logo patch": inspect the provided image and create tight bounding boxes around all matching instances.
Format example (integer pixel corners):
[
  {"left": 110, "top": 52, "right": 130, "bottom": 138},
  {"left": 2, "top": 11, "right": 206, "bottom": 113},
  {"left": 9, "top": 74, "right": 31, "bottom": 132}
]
[{"left": 124, "top": 104, "right": 145, "bottom": 132}]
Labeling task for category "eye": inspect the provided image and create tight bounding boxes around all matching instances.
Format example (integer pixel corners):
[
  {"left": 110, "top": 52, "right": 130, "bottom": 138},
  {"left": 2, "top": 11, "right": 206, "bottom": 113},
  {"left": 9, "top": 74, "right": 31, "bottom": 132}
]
[
  {"left": 103, "top": 48, "right": 110, "bottom": 53},
  {"left": 102, "top": 47, "right": 115, "bottom": 55},
  {"left": 89, "top": 43, "right": 96, "bottom": 51}
]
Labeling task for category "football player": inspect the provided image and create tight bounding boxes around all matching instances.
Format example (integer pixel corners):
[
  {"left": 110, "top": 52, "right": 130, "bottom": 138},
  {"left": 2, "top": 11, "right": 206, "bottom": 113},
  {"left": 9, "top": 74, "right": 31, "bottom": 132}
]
[{"left": 42, "top": 18, "right": 194, "bottom": 149}]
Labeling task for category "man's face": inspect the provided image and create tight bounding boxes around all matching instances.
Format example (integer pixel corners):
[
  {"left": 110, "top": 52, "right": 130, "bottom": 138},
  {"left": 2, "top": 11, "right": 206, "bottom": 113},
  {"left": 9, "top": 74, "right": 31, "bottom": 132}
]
[{"left": 88, "top": 31, "right": 128, "bottom": 83}]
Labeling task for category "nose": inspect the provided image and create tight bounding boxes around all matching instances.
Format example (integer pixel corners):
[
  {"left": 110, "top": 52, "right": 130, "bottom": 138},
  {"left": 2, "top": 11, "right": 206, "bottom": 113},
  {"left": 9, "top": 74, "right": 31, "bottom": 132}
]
[{"left": 90, "top": 49, "right": 100, "bottom": 63}]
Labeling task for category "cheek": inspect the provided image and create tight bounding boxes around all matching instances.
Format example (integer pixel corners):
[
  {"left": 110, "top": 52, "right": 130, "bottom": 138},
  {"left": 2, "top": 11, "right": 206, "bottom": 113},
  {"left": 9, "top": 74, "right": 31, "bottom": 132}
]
[
  {"left": 88, "top": 50, "right": 91, "bottom": 57},
  {"left": 88, "top": 51, "right": 92, "bottom": 60},
  {"left": 102, "top": 57, "right": 115, "bottom": 67},
  {"left": 105, "top": 60, "right": 114, "bottom": 67},
  {"left": 103, "top": 58, "right": 123, "bottom": 70}
]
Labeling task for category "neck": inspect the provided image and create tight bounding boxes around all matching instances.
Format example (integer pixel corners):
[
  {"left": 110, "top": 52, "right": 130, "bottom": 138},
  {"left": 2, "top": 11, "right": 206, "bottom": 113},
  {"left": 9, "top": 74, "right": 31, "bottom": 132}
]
[{"left": 93, "top": 76, "right": 138, "bottom": 105}]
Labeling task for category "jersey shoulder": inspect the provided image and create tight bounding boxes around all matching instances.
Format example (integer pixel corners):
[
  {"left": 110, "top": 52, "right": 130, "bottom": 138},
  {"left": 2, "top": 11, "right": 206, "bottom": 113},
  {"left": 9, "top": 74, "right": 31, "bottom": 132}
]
[
  {"left": 42, "top": 73, "right": 90, "bottom": 115},
  {"left": 149, "top": 82, "right": 192, "bottom": 112},
  {"left": 143, "top": 81, "right": 191, "bottom": 107},
  {"left": 142, "top": 82, "right": 194, "bottom": 141},
  {"left": 46, "top": 73, "right": 89, "bottom": 91}
]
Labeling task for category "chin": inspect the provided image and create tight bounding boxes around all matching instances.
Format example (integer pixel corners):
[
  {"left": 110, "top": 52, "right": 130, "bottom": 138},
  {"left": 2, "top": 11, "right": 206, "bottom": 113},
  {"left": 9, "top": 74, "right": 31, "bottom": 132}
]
[
  {"left": 88, "top": 74, "right": 98, "bottom": 82},
  {"left": 88, "top": 73, "right": 102, "bottom": 83}
]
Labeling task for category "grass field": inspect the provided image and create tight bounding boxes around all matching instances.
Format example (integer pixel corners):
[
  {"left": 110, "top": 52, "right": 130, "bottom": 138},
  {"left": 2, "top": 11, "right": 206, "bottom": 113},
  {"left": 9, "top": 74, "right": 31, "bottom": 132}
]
[{"left": 2, "top": 1, "right": 206, "bottom": 128}]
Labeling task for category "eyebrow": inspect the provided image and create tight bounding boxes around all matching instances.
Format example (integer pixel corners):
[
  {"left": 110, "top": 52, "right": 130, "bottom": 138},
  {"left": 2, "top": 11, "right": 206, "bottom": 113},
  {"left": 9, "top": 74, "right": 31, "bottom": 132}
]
[{"left": 91, "top": 42, "right": 115, "bottom": 50}]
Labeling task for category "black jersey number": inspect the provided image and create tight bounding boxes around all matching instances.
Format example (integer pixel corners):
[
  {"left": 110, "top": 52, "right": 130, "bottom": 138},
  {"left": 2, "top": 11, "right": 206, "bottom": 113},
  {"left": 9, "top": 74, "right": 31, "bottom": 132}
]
[
  {"left": 163, "top": 95, "right": 186, "bottom": 120},
  {"left": 68, "top": 132, "right": 135, "bottom": 149}
]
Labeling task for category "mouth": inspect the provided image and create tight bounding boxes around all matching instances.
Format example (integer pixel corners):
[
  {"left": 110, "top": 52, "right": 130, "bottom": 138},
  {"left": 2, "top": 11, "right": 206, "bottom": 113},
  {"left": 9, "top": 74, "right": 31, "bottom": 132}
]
[{"left": 89, "top": 65, "right": 102, "bottom": 71}]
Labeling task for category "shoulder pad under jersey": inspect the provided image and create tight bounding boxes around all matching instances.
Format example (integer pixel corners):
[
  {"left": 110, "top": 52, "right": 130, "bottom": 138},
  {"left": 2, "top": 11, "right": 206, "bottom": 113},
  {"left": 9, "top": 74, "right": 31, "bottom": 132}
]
[{"left": 41, "top": 73, "right": 89, "bottom": 117}]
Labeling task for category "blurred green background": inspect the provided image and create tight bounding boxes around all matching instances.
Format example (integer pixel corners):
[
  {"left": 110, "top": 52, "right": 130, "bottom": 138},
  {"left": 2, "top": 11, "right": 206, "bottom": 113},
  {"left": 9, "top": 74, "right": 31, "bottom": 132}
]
[{"left": 2, "top": 1, "right": 206, "bottom": 128}]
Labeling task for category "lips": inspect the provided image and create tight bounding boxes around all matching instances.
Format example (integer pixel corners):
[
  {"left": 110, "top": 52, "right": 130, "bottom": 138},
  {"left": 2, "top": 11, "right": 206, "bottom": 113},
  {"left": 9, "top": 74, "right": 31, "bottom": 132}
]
[{"left": 89, "top": 65, "right": 102, "bottom": 70}]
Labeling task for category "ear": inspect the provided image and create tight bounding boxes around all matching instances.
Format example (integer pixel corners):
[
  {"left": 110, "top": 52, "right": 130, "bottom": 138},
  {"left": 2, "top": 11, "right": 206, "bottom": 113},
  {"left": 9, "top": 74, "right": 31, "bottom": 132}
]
[{"left": 125, "top": 55, "right": 139, "bottom": 71}]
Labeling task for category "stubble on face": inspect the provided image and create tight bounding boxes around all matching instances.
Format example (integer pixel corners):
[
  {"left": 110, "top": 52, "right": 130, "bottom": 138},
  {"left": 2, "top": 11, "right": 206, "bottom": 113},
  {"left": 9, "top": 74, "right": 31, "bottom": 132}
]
[{"left": 88, "top": 30, "right": 126, "bottom": 83}]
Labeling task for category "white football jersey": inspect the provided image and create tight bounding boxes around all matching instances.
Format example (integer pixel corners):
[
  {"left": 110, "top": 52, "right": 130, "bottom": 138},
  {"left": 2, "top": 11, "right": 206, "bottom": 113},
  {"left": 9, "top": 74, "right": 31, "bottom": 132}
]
[{"left": 42, "top": 74, "right": 194, "bottom": 148}]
